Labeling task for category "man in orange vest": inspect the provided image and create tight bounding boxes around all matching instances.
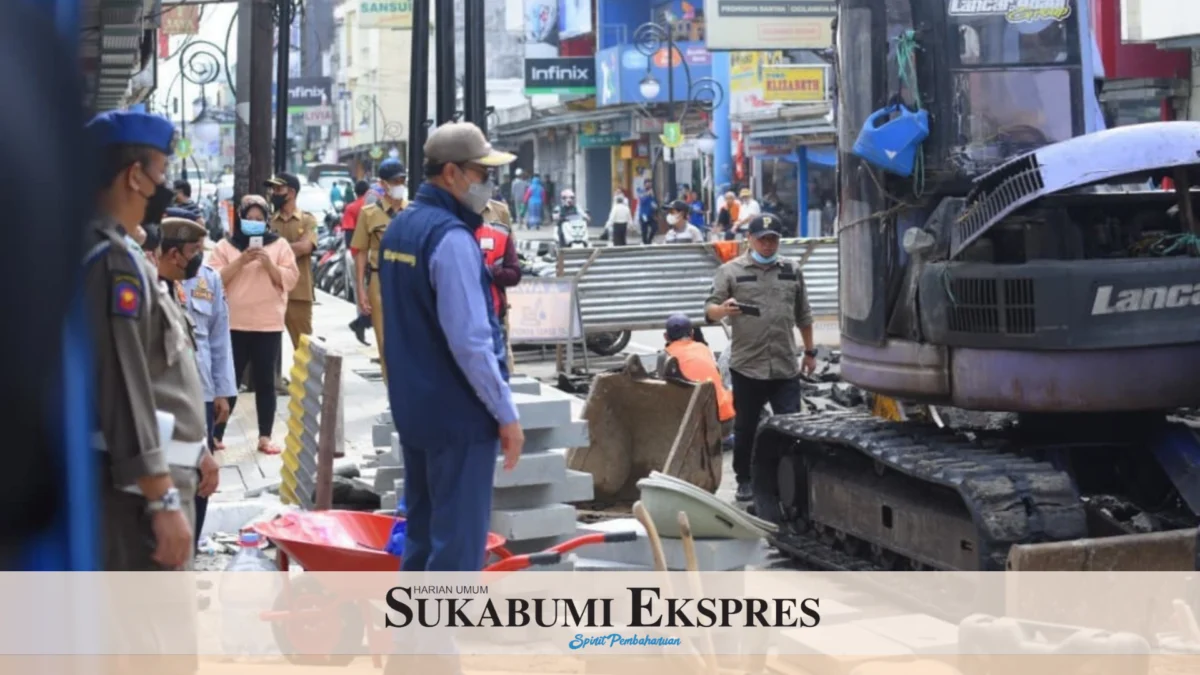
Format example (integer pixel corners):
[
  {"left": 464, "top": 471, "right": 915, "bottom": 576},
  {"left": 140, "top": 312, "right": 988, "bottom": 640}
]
[
  {"left": 663, "top": 314, "right": 735, "bottom": 431},
  {"left": 477, "top": 200, "right": 522, "bottom": 374}
]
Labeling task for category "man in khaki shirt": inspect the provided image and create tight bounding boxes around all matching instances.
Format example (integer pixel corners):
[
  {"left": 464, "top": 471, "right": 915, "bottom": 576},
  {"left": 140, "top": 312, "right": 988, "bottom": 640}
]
[
  {"left": 704, "top": 213, "right": 816, "bottom": 503},
  {"left": 267, "top": 172, "right": 319, "bottom": 348},
  {"left": 353, "top": 158, "right": 408, "bottom": 383}
]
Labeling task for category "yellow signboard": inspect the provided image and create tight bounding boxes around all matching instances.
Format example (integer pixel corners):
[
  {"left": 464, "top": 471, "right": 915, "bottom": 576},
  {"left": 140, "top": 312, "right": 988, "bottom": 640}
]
[
  {"left": 358, "top": 0, "right": 413, "bottom": 29},
  {"left": 761, "top": 65, "right": 827, "bottom": 103}
]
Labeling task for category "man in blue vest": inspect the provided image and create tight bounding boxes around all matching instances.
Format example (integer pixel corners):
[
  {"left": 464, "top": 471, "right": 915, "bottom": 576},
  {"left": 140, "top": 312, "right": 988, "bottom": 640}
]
[{"left": 379, "top": 121, "right": 524, "bottom": 572}]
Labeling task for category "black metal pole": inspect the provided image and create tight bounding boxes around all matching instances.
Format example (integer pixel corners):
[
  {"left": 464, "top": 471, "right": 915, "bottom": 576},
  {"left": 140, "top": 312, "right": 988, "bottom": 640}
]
[
  {"left": 463, "top": 0, "right": 485, "bottom": 131},
  {"left": 665, "top": 21, "right": 676, "bottom": 200},
  {"left": 408, "top": 0, "right": 431, "bottom": 179},
  {"left": 180, "top": 77, "right": 188, "bottom": 180},
  {"left": 434, "top": 0, "right": 455, "bottom": 125},
  {"left": 274, "top": 0, "right": 292, "bottom": 174}
]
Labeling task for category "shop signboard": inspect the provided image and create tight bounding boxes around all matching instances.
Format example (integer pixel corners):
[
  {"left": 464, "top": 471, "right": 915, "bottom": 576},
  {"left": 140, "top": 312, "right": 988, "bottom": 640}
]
[
  {"left": 702, "top": 0, "right": 836, "bottom": 51},
  {"left": 746, "top": 135, "right": 794, "bottom": 158},
  {"left": 358, "top": 0, "right": 412, "bottom": 29},
  {"left": 524, "top": 57, "right": 596, "bottom": 95},
  {"left": 578, "top": 133, "right": 623, "bottom": 149},
  {"left": 729, "top": 51, "right": 785, "bottom": 116},
  {"left": 593, "top": 41, "right": 714, "bottom": 107},
  {"left": 761, "top": 65, "right": 828, "bottom": 103}
]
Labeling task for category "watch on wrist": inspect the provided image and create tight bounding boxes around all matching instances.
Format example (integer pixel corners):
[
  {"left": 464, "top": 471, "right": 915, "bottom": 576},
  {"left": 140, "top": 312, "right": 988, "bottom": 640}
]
[
  {"left": 804, "top": 349, "right": 818, "bottom": 358},
  {"left": 146, "top": 488, "right": 182, "bottom": 513}
]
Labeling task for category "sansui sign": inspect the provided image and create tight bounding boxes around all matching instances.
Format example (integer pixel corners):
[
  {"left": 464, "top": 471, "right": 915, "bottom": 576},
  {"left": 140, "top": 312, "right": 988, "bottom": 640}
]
[{"left": 524, "top": 58, "right": 596, "bottom": 96}]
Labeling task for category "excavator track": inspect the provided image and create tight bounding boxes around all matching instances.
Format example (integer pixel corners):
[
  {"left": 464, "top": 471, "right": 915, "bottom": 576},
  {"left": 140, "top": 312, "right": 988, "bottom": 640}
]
[{"left": 755, "top": 411, "right": 1089, "bottom": 571}]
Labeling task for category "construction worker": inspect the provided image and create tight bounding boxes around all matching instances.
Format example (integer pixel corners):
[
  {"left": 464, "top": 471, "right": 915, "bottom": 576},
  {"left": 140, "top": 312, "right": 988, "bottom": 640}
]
[
  {"left": 663, "top": 313, "right": 735, "bottom": 434},
  {"left": 84, "top": 110, "right": 201, "bottom": 572},
  {"left": 353, "top": 158, "right": 408, "bottom": 382},
  {"left": 379, "top": 122, "right": 523, "bottom": 573},
  {"left": 266, "top": 172, "right": 318, "bottom": 350},
  {"left": 478, "top": 199, "right": 521, "bottom": 376}
]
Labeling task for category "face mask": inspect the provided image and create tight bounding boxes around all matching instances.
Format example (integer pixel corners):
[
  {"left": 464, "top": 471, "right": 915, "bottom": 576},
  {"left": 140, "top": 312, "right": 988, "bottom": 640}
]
[
  {"left": 182, "top": 251, "right": 203, "bottom": 279},
  {"left": 666, "top": 214, "right": 680, "bottom": 225},
  {"left": 463, "top": 182, "right": 493, "bottom": 214},
  {"left": 390, "top": 185, "right": 408, "bottom": 201},
  {"left": 751, "top": 250, "right": 778, "bottom": 265},
  {"left": 270, "top": 194, "right": 288, "bottom": 210},
  {"left": 241, "top": 219, "right": 267, "bottom": 236},
  {"left": 142, "top": 181, "right": 174, "bottom": 226}
]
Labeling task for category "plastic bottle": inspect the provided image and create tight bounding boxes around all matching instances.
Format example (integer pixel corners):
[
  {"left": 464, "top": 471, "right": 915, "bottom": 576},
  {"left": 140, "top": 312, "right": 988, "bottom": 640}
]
[{"left": 218, "top": 531, "right": 280, "bottom": 660}]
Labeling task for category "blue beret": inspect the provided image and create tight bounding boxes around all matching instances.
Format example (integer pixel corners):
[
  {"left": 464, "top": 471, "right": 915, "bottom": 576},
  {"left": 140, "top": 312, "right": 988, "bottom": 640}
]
[
  {"left": 378, "top": 158, "right": 406, "bottom": 180},
  {"left": 86, "top": 111, "right": 177, "bottom": 155}
]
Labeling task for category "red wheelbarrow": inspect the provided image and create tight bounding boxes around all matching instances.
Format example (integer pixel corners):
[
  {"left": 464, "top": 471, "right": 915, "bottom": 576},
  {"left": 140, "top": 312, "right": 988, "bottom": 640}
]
[{"left": 250, "top": 510, "right": 636, "bottom": 667}]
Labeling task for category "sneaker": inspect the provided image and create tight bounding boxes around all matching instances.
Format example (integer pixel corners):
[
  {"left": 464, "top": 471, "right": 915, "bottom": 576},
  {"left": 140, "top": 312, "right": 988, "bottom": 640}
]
[{"left": 735, "top": 481, "right": 752, "bottom": 502}]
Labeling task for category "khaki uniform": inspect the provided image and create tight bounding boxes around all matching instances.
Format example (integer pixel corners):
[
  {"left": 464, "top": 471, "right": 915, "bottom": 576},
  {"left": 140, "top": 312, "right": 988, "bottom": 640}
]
[
  {"left": 705, "top": 252, "right": 814, "bottom": 380},
  {"left": 85, "top": 219, "right": 205, "bottom": 572},
  {"left": 352, "top": 197, "right": 406, "bottom": 381},
  {"left": 271, "top": 209, "right": 319, "bottom": 348}
]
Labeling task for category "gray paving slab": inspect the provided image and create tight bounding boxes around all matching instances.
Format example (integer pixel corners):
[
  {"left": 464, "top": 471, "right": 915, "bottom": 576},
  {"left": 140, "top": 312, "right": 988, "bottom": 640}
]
[
  {"left": 509, "top": 376, "right": 542, "bottom": 396},
  {"left": 524, "top": 421, "right": 588, "bottom": 452},
  {"left": 373, "top": 465, "right": 403, "bottom": 493},
  {"left": 491, "top": 469, "right": 593, "bottom": 509},
  {"left": 490, "top": 503, "right": 577, "bottom": 542},
  {"left": 372, "top": 423, "right": 394, "bottom": 447},
  {"left": 216, "top": 466, "right": 244, "bottom": 493},
  {"left": 492, "top": 448, "right": 568, "bottom": 488},
  {"left": 240, "top": 460, "right": 282, "bottom": 498},
  {"left": 513, "top": 393, "right": 573, "bottom": 430}
]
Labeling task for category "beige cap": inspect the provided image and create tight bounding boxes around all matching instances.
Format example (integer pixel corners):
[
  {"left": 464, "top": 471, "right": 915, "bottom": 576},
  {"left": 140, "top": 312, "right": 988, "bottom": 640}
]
[
  {"left": 739, "top": 188, "right": 752, "bottom": 198},
  {"left": 424, "top": 122, "right": 516, "bottom": 167},
  {"left": 160, "top": 217, "right": 207, "bottom": 243}
]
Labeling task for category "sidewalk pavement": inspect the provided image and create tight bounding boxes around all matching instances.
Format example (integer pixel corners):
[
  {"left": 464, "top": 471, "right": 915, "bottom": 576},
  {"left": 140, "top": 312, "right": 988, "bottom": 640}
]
[{"left": 210, "top": 290, "right": 389, "bottom": 502}]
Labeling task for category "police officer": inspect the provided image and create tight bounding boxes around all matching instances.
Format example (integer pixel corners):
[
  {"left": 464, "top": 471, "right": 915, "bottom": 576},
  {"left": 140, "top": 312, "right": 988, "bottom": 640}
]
[
  {"left": 164, "top": 217, "right": 236, "bottom": 550},
  {"left": 266, "top": 173, "right": 319, "bottom": 350},
  {"left": 704, "top": 213, "right": 817, "bottom": 506},
  {"left": 352, "top": 158, "right": 408, "bottom": 383},
  {"left": 84, "top": 111, "right": 203, "bottom": 571},
  {"left": 379, "top": 122, "right": 524, "bottom": 572}
]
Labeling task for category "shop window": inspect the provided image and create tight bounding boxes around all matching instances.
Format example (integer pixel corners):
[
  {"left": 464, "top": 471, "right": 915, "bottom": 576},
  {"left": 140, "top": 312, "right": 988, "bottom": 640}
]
[{"left": 761, "top": 158, "right": 799, "bottom": 234}]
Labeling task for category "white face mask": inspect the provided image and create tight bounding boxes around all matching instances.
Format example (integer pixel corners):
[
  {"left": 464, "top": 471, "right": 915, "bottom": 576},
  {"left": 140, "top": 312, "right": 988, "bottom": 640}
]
[
  {"left": 389, "top": 185, "right": 408, "bottom": 201},
  {"left": 666, "top": 214, "right": 680, "bottom": 225}
]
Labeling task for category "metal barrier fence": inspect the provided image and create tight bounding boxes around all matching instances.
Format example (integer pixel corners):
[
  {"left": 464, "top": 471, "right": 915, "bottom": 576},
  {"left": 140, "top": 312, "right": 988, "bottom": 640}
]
[
  {"left": 558, "top": 238, "right": 839, "bottom": 333},
  {"left": 280, "top": 335, "right": 343, "bottom": 511}
]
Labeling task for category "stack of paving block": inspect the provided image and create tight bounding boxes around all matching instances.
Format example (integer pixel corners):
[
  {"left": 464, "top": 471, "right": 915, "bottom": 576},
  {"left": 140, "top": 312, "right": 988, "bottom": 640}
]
[
  {"left": 375, "top": 376, "right": 595, "bottom": 566},
  {"left": 280, "top": 335, "right": 332, "bottom": 509}
]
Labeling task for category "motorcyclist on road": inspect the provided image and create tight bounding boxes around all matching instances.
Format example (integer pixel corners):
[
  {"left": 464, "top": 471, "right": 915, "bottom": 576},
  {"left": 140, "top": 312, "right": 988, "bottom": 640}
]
[{"left": 555, "top": 189, "right": 590, "bottom": 248}]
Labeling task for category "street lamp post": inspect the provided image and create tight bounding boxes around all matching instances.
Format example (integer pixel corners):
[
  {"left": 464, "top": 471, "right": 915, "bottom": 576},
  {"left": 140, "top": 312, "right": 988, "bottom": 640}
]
[
  {"left": 356, "top": 95, "right": 405, "bottom": 169},
  {"left": 633, "top": 17, "right": 725, "bottom": 201}
]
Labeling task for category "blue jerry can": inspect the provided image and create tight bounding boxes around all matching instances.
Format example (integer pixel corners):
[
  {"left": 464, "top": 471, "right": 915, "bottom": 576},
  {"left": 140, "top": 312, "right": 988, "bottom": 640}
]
[{"left": 851, "top": 105, "right": 930, "bottom": 178}]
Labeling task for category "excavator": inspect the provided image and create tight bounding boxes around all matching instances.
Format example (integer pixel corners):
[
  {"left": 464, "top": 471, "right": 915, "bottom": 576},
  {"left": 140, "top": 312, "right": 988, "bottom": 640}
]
[{"left": 750, "top": 0, "right": 1200, "bottom": 572}]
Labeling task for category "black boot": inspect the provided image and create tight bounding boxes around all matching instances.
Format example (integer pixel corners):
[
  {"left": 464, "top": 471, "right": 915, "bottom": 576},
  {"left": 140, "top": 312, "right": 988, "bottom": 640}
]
[
  {"left": 735, "top": 481, "right": 752, "bottom": 502},
  {"left": 349, "top": 315, "right": 371, "bottom": 346}
]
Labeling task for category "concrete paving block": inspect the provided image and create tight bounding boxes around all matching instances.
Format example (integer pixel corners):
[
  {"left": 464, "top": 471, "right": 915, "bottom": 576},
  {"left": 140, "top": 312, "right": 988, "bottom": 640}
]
[
  {"left": 513, "top": 393, "right": 573, "bottom": 430},
  {"left": 490, "top": 503, "right": 577, "bottom": 542},
  {"left": 524, "top": 421, "right": 588, "bottom": 452},
  {"left": 509, "top": 376, "right": 542, "bottom": 396},
  {"left": 375, "top": 411, "right": 392, "bottom": 425},
  {"left": 491, "top": 469, "right": 594, "bottom": 510},
  {"left": 381, "top": 432, "right": 402, "bottom": 467},
  {"left": 380, "top": 492, "right": 398, "bottom": 512},
  {"left": 258, "top": 454, "right": 285, "bottom": 480},
  {"left": 574, "top": 519, "right": 768, "bottom": 571},
  {"left": 199, "top": 500, "right": 275, "bottom": 537},
  {"left": 492, "top": 448, "right": 567, "bottom": 488},
  {"left": 216, "top": 466, "right": 244, "bottom": 494},
  {"left": 372, "top": 423, "right": 394, "bottom": 447},
  {"left": 373, "top": 465, "right": 403, "bottom": 493},
  {"left": 243, "top": 466, "right": 282, "bottom": 498}
]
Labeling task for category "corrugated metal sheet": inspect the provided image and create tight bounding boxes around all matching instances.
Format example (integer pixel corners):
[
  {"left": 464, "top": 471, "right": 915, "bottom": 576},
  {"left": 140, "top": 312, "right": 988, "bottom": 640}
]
[{"left": 559, "top": 239, "right": 840, "bottom": 332}]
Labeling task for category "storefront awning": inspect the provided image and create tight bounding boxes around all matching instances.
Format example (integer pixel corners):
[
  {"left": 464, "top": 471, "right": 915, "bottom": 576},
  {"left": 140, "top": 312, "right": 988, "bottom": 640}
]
[
  {"left": 493, "top": 104, "right": 641, "bottom": 137},
  {"left": 747, "top": 122, "right": 836, "bottom": 143}
]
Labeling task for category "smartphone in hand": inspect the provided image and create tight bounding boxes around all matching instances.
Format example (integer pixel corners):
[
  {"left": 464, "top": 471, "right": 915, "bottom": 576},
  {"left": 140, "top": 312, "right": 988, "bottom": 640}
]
[
  {"left": 249, "top": 236, "right": 263, "bottom": 249},
  {"left": 737, "top": 302, "right": 761, "bottom": 316}
]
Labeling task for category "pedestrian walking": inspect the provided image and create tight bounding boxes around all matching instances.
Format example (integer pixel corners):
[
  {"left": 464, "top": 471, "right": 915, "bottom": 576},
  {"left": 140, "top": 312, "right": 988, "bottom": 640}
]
[
  {"left": 208, "top": 199, "right": 300, "bottom": 455},
  {"left": 637, "top": 180, "right": 659, "bottom": 245},
  {"left": 523, "top": 175, "right": 546, "bottom": 230},
  {"left": 605, "top": 191, "right": 633, "bottom": 245},
  {"left": 157, "top": 217, "right": 225, "bottom": 551},
  {"left": 379, "top": 121, "right": 524, "bottom": 572},
  {"left": 352, "top": 158, "right": 409, "bottom": 385},
  {"left": 265, "top": 173, "right": 318, "bottom": 351},
  {"left": 342, "top": 180, "right": 373, "bottom": 345},
  {"left": 662, "top": 200, "right": 704, "bottom": 244},
  {"left": 704, "top": 214, "right": 817, "bottom": 506},
  {"left": 688, "top": 189, "right": 708, "bottom": 239},
  {"left": 83, "top": 110, "right": 200, "bottom": 572},
  {"left": 510, "top": 168, "right": 528, "bottom": 227}
]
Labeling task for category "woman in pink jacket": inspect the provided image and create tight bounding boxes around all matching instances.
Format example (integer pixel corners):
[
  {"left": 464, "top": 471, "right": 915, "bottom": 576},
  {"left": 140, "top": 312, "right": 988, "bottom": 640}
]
[{"left": 209, "top": 197, "right": 300, "bottom": 455}]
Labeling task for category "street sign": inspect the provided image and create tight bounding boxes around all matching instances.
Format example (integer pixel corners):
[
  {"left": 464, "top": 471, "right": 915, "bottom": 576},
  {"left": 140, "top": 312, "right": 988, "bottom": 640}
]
[
  {"left": 304, "top": 151, "right": 315, "bottom": 162},
  {"left": 578, "top": 133, "right": 623, "bottom": 149},
  {"left": 303, "top": 106, "right": 334, "bottom": 127},
  {"left": 661, "top": 122, "right": 683, "bottom": 148},
  {"left": 176, "top": 138, "right": 192, "bottom": 159},
  {"left": 369, "top": 147, "right": 384, "bottom": 160}
]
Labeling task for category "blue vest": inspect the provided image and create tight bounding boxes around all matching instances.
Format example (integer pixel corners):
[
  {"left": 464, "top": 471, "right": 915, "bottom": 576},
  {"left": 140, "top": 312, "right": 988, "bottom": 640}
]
[{"left": 379, "top": 183, "right": 507, "bottom": 448}]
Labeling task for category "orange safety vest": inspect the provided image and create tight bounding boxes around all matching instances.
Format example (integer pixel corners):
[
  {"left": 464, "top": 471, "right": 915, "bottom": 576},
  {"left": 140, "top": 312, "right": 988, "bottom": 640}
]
[
  {"left": 475, "top": 222, "right": 510, "bottom": 318},
  {"left": 665, "top": 338, "right": 735, "bottom": 423}
]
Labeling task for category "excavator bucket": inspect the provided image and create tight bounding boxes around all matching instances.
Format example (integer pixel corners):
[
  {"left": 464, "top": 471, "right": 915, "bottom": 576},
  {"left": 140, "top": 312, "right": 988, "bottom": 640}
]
[
  {"left": 1008, "top": 528, "right": 1200, "bottom": 571},
  {"left": 567, "top": 355, "right": 724, "bottom": 502}
]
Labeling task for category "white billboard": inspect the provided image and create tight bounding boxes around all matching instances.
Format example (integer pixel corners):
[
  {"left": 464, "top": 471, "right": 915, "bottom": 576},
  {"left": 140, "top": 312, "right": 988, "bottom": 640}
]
[
  {"left": 1121, "top": 0, "right": 1200, "bottom": 42},
  {"left": 702, "top": 0, "right": 836, "bottom": 51}
]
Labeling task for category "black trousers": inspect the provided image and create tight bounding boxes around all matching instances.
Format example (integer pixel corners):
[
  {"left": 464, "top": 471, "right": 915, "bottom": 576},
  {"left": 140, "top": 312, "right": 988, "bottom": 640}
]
[
  {"left": 612, "top": 222, "right": 628, "bottom": 246},
  {"left": 640, "top": 217, "right": 656, "bottom": 244},
  {"left": 214, "top": 330, "right": 281, "bottom": 440},
  {"left": 195, "top": 401, "right": 214, "bottom": 552},
  {"left": 730, "top": 369, "right": 801, "bottom": 488}
]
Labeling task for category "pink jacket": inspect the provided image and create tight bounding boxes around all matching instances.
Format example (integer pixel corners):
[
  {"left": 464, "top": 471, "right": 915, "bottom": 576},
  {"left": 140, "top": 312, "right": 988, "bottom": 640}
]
[{"left": 208, "top": 238, "right": 300, "bottom": 332}]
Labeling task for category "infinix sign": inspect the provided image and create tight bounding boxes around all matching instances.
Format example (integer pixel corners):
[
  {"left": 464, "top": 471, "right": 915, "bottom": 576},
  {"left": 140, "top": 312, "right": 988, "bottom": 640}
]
[
  {"left": 524, "top": 58, "right": 596, "bottom": 96},
  {"left": 1091, "top": 283, "right": 1200, "bottom": 315}
]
